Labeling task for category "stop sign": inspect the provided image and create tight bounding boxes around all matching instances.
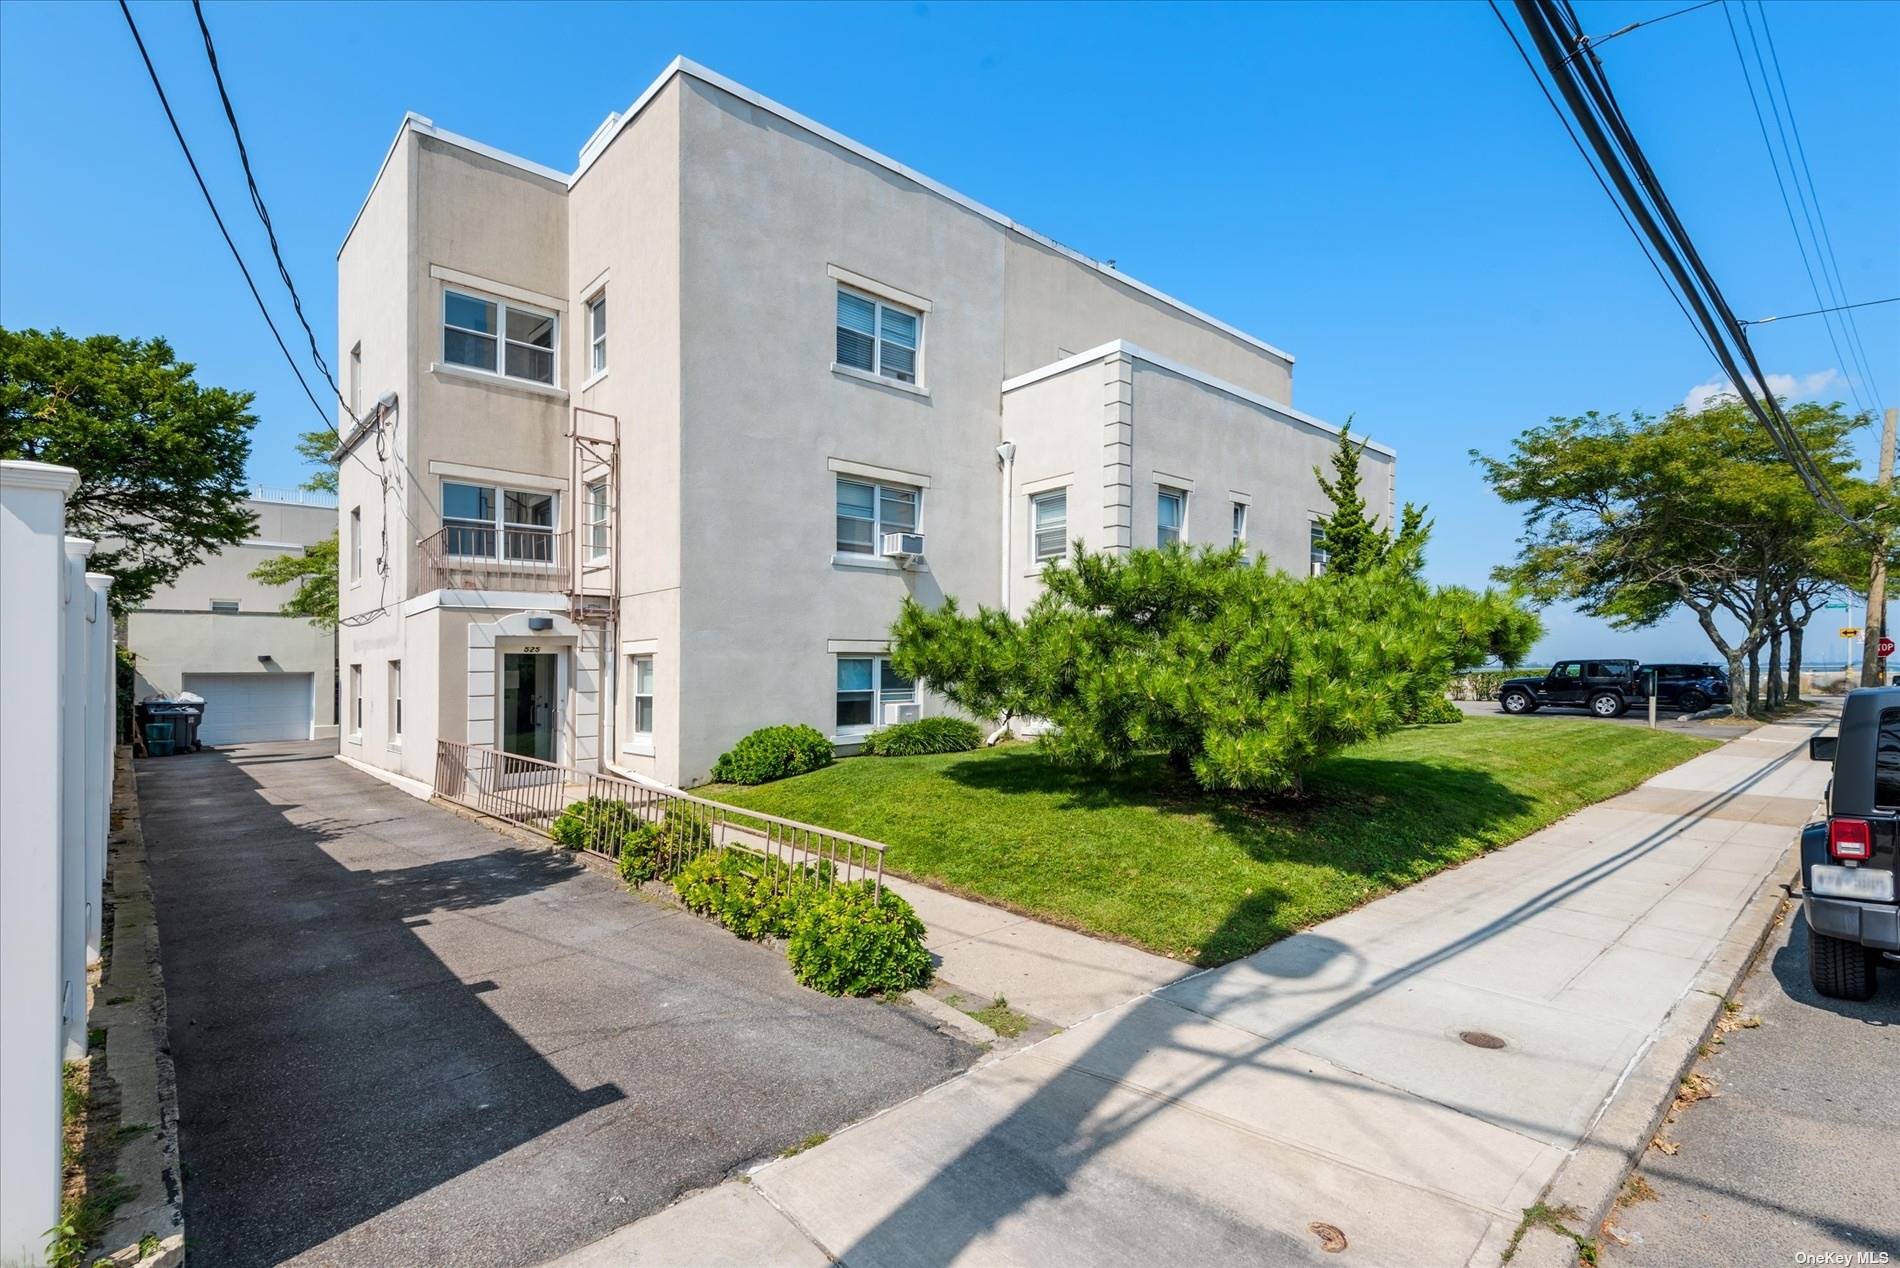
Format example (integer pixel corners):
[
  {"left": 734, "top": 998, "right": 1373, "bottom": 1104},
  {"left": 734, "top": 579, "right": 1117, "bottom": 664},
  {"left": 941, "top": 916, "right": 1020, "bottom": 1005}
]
[{"left": 1881, "top": 636, "right": 1895, "bottom": 659}]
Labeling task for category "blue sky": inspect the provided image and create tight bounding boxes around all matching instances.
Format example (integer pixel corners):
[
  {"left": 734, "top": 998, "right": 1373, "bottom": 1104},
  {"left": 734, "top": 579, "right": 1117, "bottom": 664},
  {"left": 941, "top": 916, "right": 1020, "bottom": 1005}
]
[{"left": 3, "top": 0, "right": 1895, "bottom": 664}]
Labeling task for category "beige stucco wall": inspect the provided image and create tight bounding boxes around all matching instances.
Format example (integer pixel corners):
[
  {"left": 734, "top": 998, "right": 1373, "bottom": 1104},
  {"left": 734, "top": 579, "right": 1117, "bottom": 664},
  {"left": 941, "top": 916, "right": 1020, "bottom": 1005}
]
[
  {"left": 567, "top": 79, "right": 685, "bottom": 781},
  {"left": 1002, "top": 234, "right": 1294, "bottom": 403},
  {"left": 671, "top": 77, "right": 1007, "bottom": 784},
  {"left": 127, "top": 497, "right": 339, "bottom": 738}
]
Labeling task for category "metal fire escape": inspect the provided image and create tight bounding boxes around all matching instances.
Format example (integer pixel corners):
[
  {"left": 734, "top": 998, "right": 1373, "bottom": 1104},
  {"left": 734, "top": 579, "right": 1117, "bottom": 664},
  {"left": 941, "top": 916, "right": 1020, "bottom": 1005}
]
[{"left": 568, "top": 406, "right": 619, "bottom": 626}]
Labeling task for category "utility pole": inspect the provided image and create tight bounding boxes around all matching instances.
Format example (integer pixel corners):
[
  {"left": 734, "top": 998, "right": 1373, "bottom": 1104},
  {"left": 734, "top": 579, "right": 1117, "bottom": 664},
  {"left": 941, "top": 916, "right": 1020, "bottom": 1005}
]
[{"left": 1861, "top": 407, "right": 1898, "bottom": 687}]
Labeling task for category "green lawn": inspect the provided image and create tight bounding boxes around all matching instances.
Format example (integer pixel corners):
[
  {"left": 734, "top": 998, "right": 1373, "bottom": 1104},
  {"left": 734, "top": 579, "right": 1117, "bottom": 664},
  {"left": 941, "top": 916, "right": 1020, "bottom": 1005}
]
[{"left": 705, "top": 717, "right": 1717, "bottom": 965}]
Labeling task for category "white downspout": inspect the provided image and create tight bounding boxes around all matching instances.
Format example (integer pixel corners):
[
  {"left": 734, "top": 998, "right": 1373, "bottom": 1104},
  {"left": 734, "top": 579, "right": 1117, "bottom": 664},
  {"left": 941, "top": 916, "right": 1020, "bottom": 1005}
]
[{"left": 996, "top": 441, "right": 1016, "bottom": 613}]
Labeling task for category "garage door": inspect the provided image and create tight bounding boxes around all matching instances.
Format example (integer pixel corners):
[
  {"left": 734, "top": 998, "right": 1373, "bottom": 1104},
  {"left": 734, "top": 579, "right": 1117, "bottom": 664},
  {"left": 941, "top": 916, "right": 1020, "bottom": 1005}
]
[{"left": 180, "top": 673, "right": 314, "bottom": 745}]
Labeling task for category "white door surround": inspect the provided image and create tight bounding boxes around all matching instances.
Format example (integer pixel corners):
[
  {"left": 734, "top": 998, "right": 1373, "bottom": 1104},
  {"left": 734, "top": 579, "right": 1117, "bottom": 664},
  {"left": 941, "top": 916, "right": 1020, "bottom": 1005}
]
[{"left": 466, "top": 610, "right": 602, "bottom": 767}]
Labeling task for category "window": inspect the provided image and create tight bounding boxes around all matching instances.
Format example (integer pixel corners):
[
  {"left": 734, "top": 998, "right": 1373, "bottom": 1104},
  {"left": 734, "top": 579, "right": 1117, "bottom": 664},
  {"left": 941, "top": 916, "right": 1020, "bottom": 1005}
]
[
  {"left": 209, "top": 599, "right": 239, "bottom": 615},
  {"left": 587, "top": 292, "right": 607, "bottom": 375},
  {"left": 835, "top": 287, "right": 920, "bottom": 385},
  {"left": 1031, "top": 489, "right": 1068, "bottom": 562},
  {"left": 1157, "top": 487, "right": 1186, "bottom": 548},
  {"left": 349, "top": 342, "right": 362, "bottom": 418},
  {"left": 1309, "top": 522, "right": 1327, "bottom": 576},
  {"left": 1231, "top": 502, "right": 1248, "bottom": 548},
  {"left": 835, "top": 477, "right": 919, "bottom": 556},
  {"left": 349, "top": 664, "right": 363, "bottom": 738},
  {"left": 1876, "top": 708, "right": 1900, "bottom": 808},
  {"left": 442, "top": 288, "right": 557, "bottom": 385},
  {"left": 389, "top": 660, "right": 402, "bottom": 741},
  {"left": 349, "top": 507, "right": 363, "bottom": 582},
  {"left": 630, "top": 654, "right": 654, "bottom": 737},
  {"left": 836, "top": 656, "right": 915, "bottom": 733},
  {"left": 585, "top": 480, "right": 610, "bottom": 562},
  {"left": 441, "top": 481, "right": 556, "bottom": 563}
]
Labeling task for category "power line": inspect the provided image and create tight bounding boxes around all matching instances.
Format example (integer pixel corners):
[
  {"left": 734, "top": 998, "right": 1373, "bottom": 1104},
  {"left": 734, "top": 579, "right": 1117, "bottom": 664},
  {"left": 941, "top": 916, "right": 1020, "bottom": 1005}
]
[
  {"left": 1484, "top": 0, "right": 1724, "bottom": 371},
  {"left": 1501, "top": 0, "right": 1865, "bottom": 534},
  {"left": 189, "top": 0, "right": 353, "bottom": 425},
  {"left": 1575, "top": 0, "right": 1720, "bottom": 51},
  {"left": 1718, "top": 0, "right": 1870, "bottom": 417},
  {"left": 1741, "top": 296, "right": 1900, "bottom": 327},
  {"left": 1751, "top": 0, "right": 1886, "bottom": 412}
]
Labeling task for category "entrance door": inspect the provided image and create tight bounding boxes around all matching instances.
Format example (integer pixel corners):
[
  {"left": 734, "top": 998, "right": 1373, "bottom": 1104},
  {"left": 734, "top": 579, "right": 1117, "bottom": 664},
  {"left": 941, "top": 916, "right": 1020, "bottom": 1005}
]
[{"left": 501, "top": 652, "right": 558, "bottom": 762}]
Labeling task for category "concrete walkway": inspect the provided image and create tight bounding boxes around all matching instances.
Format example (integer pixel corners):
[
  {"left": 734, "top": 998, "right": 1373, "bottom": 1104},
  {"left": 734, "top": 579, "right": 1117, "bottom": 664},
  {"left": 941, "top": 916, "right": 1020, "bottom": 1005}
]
[{"left": 552, "top": 713, "right": 1835, "bottom": 1268}]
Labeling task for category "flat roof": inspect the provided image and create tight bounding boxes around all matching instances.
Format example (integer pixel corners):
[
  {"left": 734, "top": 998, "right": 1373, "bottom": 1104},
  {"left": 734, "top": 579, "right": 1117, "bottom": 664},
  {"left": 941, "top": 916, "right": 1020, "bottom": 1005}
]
[
  {"left": 1002, "top": 340, "right": 1394, "bottom": 459},
  {"left": 342, "top": 58, "right": 1296, "bottom": 367}
]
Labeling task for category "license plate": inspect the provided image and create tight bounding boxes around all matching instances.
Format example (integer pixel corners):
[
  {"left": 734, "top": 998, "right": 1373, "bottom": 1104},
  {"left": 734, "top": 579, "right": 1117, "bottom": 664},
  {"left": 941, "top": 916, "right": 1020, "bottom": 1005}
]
[{"left": 1810, "top": 864, "right": 1897, "bottom": 903}]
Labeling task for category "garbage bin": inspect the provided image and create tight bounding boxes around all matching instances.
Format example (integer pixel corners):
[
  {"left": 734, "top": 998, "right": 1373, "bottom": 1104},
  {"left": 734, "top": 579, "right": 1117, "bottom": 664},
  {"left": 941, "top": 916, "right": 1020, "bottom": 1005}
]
[
  {"left": 143, "top": 721, "right": 175, "bottom": 757},
  {"left": 136, "top": 698, "right": 206, "bottom": 753}
]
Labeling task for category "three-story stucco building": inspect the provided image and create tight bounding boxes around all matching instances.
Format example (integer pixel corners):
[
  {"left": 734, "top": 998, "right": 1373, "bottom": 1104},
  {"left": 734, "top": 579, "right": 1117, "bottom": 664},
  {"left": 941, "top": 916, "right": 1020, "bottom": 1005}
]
[{"left": 334, "top": 57, "right": 1394, "bottom": 790}]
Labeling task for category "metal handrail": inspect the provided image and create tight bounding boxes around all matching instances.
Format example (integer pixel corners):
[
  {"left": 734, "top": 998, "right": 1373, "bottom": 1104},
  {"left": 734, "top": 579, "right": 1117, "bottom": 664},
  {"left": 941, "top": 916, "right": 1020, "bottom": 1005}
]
[
  {"left": 432, "top": 739, "right": 885, "bottom": 894},
  {"left": 417, "top": 526, "right": 568, "bottom": 594}
]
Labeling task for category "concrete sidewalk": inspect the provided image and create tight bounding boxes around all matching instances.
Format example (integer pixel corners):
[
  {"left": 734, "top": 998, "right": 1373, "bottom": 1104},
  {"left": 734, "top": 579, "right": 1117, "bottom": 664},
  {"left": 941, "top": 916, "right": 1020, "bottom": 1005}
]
[{"left": 553, "top": 713, "right": 1834, "bottom": 1268}]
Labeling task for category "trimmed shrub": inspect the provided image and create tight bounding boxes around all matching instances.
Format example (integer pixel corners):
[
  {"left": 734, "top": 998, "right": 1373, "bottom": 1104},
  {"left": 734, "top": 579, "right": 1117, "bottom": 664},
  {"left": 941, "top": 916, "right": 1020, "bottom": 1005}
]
[
  {"left": 787, "top": 883, "right": 933, "bottom": 997},
  {"left": 549, "top": 797, "right": 641, "bottom": 852},
  {"left": 671, "top": 849, "right": 806, "bottom": 940},
  {"left": 673, "top": 850, "right": 733, "bottom": 916},
  {"left": 617, "top": 821, "right": 666, "bottom": 886},
  {"left": 710, "top": 724, "right": 835, "bottom": 785},
  {"left": 861, "top": 716, "right": 983, "bottom": 757},
  {"left": 1404, "top": 694, "right": 1464, "bottom": 725}
]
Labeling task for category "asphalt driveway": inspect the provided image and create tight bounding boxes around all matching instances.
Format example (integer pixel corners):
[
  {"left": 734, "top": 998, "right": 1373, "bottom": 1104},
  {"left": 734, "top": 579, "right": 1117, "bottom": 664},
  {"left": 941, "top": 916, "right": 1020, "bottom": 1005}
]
[{"left": 138, "top": 741, "right": 976, "bottom": 1268}]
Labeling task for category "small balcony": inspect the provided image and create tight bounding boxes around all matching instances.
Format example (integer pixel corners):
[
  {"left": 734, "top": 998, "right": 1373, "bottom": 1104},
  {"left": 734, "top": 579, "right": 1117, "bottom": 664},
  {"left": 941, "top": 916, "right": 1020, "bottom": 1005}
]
[{"left": 418, "top": 524, "right": 570, "bottom": 593}]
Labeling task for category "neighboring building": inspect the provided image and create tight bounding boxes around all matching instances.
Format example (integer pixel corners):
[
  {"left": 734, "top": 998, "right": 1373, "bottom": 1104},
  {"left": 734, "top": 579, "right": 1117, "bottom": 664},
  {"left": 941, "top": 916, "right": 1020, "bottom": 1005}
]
[
  {"left": 334, "top": 56, "right": 1395, "bottom": 790},
  {"left": 125, "top": 488, "right": 339, "bottom": 744}
]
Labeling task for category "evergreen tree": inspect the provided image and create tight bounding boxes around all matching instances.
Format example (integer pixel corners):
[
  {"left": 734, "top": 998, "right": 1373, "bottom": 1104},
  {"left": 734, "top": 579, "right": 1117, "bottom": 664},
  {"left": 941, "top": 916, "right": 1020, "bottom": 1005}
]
[{"left": 1313, "top": 423, "right": 1429, "bottom": 575}]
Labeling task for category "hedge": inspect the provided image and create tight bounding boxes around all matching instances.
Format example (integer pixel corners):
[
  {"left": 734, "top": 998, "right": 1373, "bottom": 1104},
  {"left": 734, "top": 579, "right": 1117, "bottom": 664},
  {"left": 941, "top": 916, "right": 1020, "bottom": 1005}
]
[
  {"left": 710, "top": 724, "right": 835, "bottom": 785},
  {"left": 861, "top": 716, "right": 984, "bottom": 757}
]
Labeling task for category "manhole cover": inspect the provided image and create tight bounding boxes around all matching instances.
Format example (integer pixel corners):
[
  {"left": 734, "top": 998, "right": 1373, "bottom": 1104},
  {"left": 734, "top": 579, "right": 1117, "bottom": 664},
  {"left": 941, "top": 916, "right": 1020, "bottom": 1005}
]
[
  {"left": 1309, "top": 1222, "right": 1348, "bottom": 1253},
  {"left": 1459, "top": 1029, "right": 1508, "bottom": 1050}
]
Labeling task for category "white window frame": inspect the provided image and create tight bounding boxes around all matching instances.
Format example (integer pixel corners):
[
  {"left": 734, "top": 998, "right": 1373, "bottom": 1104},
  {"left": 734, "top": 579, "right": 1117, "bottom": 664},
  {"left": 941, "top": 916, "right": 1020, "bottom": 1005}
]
[
  {"left": 442, "top": 286, "right": 560, "bottom": 387},
  {"left": 586, "top": 291, "right": 607, "bottom": 377},
  {"left": 835, "top": 655, "right": 915, "bottom": 737},
  {"left": 349, "top": 506, "right": 363, "bottom": 584},
  {"left": 440, "top": 480, "right": 558, "bottom": 566},
  {"left": 833, "top": 285, "right": 923, "bottom": 388},
  {"left": 630, "top": 654, "right": 654, "bottom": 739},
  {"left": 834, "top": 476, "right": 921, "bottom": 557},
  {"left": 1231, "top": 501, "right": 1248, "bottom": 548},
  {"left": 348, "top": 664, "right": 363, "bottom": 741},
  {"left": 1310, "top": 520, "right": 1328, "bottom": 576},
  {"left": 388, "top": 659, "right": 402, "bottom": 746},
  {"left": 349, "top": 342, "right": 362, "bottom": 419},
  {"left": 1157, "top": 487, "right": 1187, "bottom": 548},
  {"left": 1031, "top": 488, "right": 1068, "bottom": 563},
  {"left": 585, "top": 480, "right": 610, "bottom": 563}
]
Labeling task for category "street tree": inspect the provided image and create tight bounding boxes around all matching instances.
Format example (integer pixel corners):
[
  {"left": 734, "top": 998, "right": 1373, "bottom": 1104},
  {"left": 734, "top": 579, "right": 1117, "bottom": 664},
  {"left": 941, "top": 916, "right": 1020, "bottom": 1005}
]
[
  {"left": 0, "top": 327, "right": 256, "bottom": 612},
  {"left": 1476, "top": 398, "right": 1875, "bottom": 718}
]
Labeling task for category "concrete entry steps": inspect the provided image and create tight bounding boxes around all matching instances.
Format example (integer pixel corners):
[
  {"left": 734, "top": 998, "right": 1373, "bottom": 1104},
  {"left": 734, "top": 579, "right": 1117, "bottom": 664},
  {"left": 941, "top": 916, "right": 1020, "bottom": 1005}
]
[{"left": 549, "top": 710, "right": 1836, "bottom": 1268}]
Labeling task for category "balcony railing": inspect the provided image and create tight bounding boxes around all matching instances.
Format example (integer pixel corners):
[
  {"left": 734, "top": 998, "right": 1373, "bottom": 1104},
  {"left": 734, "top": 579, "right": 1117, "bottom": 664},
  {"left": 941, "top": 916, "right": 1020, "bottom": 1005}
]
[{"left": 418, "top": 525, "right": 567, "bottom": 593}]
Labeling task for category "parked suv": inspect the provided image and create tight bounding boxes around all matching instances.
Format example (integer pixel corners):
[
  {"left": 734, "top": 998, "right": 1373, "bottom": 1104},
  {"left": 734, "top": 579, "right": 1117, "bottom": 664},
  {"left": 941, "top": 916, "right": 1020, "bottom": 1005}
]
[
  {"left": 1803, "top": 689, "right": 1900, "bottom": 1000},
  {"left": 1497, "top": 659, "right": 1641, "bottom": 718},
  {"left": 1639, "top": 663, "right": 1731, "bottom": 714}
]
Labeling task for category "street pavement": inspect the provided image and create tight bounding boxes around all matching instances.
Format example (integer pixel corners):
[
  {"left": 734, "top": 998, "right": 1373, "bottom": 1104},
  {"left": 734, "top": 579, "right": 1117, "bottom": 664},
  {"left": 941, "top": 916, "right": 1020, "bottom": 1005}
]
[
  {"left": 1601, "top": 902, "right": 1900, "bottom": 1268},
  {"left": 137, "top": 741, "right": 976, "bottom": 1268},
  {"left": 558, "top": 713, "right": 1836, "bottom": 1267},
  {"left": 1453, "top": 697, "right": 1759, "bottom": 739}
]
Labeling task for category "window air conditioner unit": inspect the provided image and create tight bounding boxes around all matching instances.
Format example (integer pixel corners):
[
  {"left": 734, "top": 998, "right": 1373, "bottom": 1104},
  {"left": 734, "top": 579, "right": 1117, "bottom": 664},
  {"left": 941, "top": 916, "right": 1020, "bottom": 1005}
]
[
  {"left": 880, "top": 531, "right": 925, "bottom": 565},
  {"left": 883, "top": 702, "right": 921, "bottom": 725}
]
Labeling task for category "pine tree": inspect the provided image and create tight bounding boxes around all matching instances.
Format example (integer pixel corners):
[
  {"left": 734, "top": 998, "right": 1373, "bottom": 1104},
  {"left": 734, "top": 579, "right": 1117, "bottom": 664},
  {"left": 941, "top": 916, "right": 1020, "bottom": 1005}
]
[{"left": 1313, "top": 423, "right": 1429, "bottom": 576}]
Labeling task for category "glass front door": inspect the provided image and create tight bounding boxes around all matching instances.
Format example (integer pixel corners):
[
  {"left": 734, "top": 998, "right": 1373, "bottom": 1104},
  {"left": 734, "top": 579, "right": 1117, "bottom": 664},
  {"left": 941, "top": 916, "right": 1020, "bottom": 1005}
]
[{"left": 501, "top": 652, "right": 558, "bottom": 761}]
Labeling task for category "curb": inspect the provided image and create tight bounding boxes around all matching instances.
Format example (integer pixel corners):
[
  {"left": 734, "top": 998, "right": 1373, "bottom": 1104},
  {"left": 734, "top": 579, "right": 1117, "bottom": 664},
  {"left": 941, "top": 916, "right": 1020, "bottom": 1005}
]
[
  {"left": 1505, "top": 832, "right": 1807, "bottom": 1267},
  {"left": 94, "top": 747, "right": 186, "bottom": 1268}
]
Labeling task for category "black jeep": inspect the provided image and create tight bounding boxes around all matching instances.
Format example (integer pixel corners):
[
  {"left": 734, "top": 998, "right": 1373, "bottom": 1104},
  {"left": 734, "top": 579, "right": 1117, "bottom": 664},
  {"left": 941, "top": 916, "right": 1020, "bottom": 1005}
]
[
  {"left": 1639, "top": 662, "right": 1731, "bottom": 714},
  {"left": 1803, "top": 689, "right": 1900, "bottom": 1000},
  {"left": 1497, "top": 659, "right": 1641, "bottom": 718}
]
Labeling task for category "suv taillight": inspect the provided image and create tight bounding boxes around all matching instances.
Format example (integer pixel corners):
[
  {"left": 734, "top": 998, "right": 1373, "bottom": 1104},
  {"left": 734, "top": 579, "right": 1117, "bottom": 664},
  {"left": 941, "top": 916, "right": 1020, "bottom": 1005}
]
[{"left": 1828, "top": 817, "right": 1872, "bottom": 861}]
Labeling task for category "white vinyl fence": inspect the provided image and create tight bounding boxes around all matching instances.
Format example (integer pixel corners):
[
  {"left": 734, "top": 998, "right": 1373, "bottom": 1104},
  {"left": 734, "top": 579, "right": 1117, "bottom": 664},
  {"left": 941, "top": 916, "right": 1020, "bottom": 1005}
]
[{"left": 0, "top": 460, "right": 116, "bottom": 1266}]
